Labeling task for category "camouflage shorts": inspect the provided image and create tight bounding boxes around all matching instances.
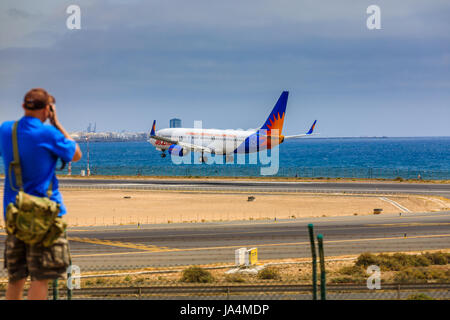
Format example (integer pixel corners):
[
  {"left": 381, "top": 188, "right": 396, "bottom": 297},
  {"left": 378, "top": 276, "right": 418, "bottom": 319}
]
[{"left": 3, "top": 232, "right": 71, "bottom": 282}]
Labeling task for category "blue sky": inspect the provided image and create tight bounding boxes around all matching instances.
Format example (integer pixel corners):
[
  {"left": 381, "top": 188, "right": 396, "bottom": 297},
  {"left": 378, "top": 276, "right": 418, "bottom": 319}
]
[{"left": 0, "top": 0, "right": 449, "bottom": 136}]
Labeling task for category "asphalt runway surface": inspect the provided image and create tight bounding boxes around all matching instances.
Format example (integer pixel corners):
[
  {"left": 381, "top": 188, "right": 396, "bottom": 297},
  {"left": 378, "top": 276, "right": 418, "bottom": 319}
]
[
  {"left": 54, "top": 178, "right": 450, "bottom": 197},
  {"left": 2, "top": 211, "right": 447, "bottom": 273}
]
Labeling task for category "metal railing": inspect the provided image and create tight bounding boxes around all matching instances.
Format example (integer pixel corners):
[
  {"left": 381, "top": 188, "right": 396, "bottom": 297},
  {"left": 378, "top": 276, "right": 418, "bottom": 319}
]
[
  {"left": 71, "top": 166, "right": 450, "bottom": 180},
  {"left": 1, "top": 165, "right": 449, "bottom": 180},
  {"left": 2, "top": 283, "right": 448, "bottom": 300}
]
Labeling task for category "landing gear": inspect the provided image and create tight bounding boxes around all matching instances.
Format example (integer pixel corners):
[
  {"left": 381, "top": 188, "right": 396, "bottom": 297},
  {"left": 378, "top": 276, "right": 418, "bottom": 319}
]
[
  {"left": 161, "top": 152, "right": 166, "bottom": 158},
  {"left": 199, "top": 152, "right": 208, "bottom": 163}
]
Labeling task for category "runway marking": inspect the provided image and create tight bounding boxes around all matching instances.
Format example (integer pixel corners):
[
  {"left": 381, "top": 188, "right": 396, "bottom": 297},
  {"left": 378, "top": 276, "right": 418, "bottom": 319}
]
[
  {"left": 68, "top": 237, "right": 170, "bottom": 252},
  {"left": 419, "top": 197, "right": 449, "bottom": 208},
  {"left": 364, "top": 223, "right": 450, "bottom": 227},
  {"left": 379, "top": 197, "right": 411, "bottom": 213},
  {"left": 68, "top": 233, "right": 450, "bottom": 258}
]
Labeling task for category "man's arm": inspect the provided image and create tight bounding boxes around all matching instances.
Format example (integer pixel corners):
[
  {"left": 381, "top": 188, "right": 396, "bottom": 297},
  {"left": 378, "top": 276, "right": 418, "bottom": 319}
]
[{"left": 49, "top": 105, "right": 82, "bottom": 162}]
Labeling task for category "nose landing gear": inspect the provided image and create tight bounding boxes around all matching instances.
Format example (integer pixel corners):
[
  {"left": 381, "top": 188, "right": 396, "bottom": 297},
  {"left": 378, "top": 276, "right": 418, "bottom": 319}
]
[
  {"left": 199, "top": 152, "right": 208, "bottom": 163},
  {"left": 161, "top": 152, "right": 166, "bottom": 158}
]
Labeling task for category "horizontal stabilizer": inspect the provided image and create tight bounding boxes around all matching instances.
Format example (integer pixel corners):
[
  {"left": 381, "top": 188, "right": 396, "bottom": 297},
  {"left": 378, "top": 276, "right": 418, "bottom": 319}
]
[{"left": 284, "top": 120, "right": 318, "bottom": 139}]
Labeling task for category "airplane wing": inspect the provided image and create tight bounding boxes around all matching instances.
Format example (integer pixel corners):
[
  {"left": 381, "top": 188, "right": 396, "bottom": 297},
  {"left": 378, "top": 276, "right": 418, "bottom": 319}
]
[
  {"left": 284, "top": 120, "right": 318, "bottom": 139},
  {"left": 151, "top": 134, "right": 214, "bottom": 154}
]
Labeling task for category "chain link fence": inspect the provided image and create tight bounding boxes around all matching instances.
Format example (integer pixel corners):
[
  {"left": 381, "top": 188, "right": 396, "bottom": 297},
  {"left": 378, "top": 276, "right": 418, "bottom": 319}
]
[
  {"left": 3, "top": 164, "right": 448, "bottom": 180},
  {"left": 60, "top": 165, "right": 450, "bottom": 180}
]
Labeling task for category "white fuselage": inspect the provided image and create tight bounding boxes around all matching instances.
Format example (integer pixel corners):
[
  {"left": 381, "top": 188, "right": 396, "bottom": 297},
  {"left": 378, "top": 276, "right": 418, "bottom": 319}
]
[{"left": 149, "top": 128, "right": 258, "bottom": 155}]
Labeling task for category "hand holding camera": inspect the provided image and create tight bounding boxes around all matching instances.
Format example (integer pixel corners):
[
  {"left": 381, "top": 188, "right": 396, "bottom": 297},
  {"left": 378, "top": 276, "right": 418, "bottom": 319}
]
[{"left": 48, "top": 103, "right": 60, "bottom": 128}]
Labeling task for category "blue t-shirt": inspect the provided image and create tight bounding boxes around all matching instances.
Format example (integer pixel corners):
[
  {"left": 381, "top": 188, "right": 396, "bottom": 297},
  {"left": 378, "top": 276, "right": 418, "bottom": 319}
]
[{"left": 0, "top": 116, "right": 76, "bottom": 219}]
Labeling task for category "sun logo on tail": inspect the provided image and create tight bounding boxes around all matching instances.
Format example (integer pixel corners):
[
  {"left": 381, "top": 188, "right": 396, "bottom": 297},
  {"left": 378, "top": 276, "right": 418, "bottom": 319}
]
[{"left": 266, "top": 111, "right": 285, "bottom": 135}]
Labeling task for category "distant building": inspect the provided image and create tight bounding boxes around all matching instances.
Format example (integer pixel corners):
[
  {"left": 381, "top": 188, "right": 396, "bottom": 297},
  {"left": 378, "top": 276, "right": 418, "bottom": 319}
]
[
  {"left": 87, "top": 122, "right": 97, "bottom": 133},
  {"left": 170, "top": 118, "right": 182, "bottom": 128}
]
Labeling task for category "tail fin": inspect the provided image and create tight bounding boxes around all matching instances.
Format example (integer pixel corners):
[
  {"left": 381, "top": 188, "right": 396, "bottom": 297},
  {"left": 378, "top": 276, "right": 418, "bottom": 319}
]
[
  {"left": 306, "top": 120, "right": 317, "bottom": 135},
  {"left": 260, "top": 91, "right": 288, "bottom": 135},
  {"left": 150, "top": 120, "right": 156, "bottom": 136}
]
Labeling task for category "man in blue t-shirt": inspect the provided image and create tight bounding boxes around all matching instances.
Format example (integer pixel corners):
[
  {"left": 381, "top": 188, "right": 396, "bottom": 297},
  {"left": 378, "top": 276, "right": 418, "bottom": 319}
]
[{"left": 0, "top": 88, "right": 82, "bottom": 300}]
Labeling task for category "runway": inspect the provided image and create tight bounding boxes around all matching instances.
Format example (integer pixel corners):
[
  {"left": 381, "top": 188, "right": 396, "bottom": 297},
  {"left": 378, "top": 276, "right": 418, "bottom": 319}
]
[
  {"left": 3, "top": 211, "right": 446, "bottom": 272},
  {"left": 53, "top": 178, "right": 450, "bottom": 197}
]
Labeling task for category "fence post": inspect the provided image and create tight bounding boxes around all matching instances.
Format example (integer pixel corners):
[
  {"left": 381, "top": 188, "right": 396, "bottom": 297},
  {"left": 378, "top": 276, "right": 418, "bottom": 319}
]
[
  {"left": 67, "top": 265, "right": 73, "bottom": 300},
  {"left": 308, "top": 224, "right": 318, "bottom": 300},
  {"left": 52, "top": 279, "right": 58, "bottom": 300},
  {"left": 317, "top": 234, "right": 326, "bottom": 300}
]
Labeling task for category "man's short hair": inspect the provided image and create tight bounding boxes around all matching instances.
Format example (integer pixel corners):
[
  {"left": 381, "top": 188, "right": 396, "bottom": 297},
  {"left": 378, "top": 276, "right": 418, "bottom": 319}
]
[{"left": 24, "top": 88, "right": 50, "bottom": 110}]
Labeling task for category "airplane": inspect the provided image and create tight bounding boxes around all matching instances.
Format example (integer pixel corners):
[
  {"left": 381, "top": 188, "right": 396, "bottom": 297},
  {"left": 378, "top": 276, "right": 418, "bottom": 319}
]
[{"left": 148, "top": 91, "right": 317, "bottom": 162}]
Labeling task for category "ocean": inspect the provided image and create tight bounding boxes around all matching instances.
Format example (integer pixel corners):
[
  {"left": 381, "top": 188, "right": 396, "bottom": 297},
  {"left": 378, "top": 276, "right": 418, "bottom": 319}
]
[{"left": 1, "top": 137, "right": 449, "bottom": 180}]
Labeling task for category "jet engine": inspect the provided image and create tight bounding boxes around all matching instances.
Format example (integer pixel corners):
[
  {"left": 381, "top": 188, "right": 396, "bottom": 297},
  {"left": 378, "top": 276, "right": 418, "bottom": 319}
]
[{"left": 168, "top": 144, "right": 189, "bottom": 157}]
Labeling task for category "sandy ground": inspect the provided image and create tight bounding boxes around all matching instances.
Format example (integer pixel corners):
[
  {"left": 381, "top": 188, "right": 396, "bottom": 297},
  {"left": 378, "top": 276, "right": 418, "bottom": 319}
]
[{"left": 50, "top": 189, "right": 450, "bottom": 227}]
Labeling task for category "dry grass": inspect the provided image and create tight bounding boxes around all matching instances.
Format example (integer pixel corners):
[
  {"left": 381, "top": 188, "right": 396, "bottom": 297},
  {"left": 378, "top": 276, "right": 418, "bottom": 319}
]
[{"left": 55, "top": 189, "right": 449, "bottom": 226}]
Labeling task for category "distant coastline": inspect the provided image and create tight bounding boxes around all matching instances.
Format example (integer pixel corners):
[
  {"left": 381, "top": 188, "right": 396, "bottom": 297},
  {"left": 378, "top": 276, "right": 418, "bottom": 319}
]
[
  {"left": 69, "top": 133, "right": 450, "bottom": 143},
  {"left": 70, "top": 132, "right": 148, "bottom": 142}
]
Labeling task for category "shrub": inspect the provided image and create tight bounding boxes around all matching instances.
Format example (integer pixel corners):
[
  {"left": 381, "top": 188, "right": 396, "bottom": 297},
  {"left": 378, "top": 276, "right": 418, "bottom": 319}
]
[
  {"left": 413, "top": 255, "right": 433, "bottom": 267},
  {"left": 330, "top": 276, "right": 358, "bottom": 284},
  {"left": 394, "top": 267, "right": 449, "bottom": 284},
  {"left": 338, "top": 265, "right": 366, "bottom": 277},
  {"left": 356, "top": 253, "right": 396, "bottom": 270},
  {"left": 423, "top": 252, "right": 448, "bottom": 265},
  {"left": 355, "top": 252, "right": 447, "bottom": 271},
  {"left": 375, "top": 254, "right": 403, "bottom": 271},
  {"left": 394, "top": 268, "right": 427, "bottom": 284},
  {"left": 180, "top": 266, "right": 214, "bottom": 283},
  {"left": 355, "top": 253, "right": 378, "bottom": 268},
  {"left": 257, "top": 267, "right": 281, "bottom": 280},
  {"left": 391, "top": 253, "right": 430, "bottom": 268},
  {"left": 406, "top": 293, "right": 433, "bottom": 300}
]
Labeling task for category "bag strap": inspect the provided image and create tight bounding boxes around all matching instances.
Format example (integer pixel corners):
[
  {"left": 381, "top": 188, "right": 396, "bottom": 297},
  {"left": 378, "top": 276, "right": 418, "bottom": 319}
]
[
  {"left": 9, "top": 121, "right": 53, "bottom": 197},
  {"left": 9, "top": 121, "right": 23, "bottom": 192}
]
